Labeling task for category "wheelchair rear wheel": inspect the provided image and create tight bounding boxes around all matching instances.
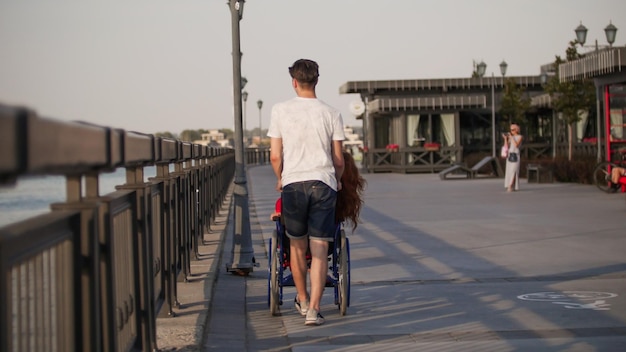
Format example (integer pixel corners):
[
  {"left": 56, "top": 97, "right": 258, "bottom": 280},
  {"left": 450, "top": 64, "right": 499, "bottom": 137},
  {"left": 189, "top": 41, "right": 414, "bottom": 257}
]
[
  {"left": 269, "top": 230, "right": 280, "bottom": 316},
  {"left": 593, "top": 161, "right": 618, "bottom": 193},
  {"left": 338, "top": 230, "right": 350, "bottom": 316}
]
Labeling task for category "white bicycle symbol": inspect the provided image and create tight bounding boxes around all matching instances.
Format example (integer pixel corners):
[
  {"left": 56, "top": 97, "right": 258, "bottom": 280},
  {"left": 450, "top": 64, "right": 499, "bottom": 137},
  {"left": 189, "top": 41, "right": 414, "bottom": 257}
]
[{"left": 517, "top": 291, "right": 618, "bottom": 310}]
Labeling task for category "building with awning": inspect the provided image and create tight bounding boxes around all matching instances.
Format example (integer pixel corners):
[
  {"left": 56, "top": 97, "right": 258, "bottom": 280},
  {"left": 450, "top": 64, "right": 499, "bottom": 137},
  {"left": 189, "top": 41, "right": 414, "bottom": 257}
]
[
  {"left": 339, "top": 76, "right": 546, "bottom": 173},
  {"left": 558, "top": 46, "right": 626, "bottom": 163}
]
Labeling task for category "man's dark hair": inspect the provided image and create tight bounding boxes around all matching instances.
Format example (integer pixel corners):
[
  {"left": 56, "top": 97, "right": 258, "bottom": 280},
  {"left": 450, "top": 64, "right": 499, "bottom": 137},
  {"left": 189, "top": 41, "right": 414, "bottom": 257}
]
[{"left": 289, "top": 59, "right": 319, "bottom": 87}]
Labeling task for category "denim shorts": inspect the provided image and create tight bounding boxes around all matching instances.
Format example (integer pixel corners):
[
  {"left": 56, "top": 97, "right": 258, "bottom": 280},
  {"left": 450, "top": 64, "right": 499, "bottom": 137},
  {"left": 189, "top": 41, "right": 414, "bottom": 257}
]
[{"left": 281, "top": 181, "right": 337, "bottom": 241}]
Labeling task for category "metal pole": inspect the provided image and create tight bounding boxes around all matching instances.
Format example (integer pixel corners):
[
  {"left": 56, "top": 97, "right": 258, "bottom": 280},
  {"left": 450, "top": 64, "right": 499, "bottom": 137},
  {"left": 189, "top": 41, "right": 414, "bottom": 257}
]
[
  {"left": 257, "top": 100, "right": 263, "bottom": 143},
  {"left": 226, "top": 0, "right": 254, "bottom": 274},
  {"left": 491, "top": 72, "right": 496, "bottom": 158},
  {"left": 242, "top": 91, "right": 248, "bottom": 146},
  {"left": 257, "top": 100, "right": 263, "bottom": 164},
  {"left": 596, "top": 85, "right": 602, "bottom": 162},
  {"left": 363, "top": 96, "right": 370, "bottom": 173},
  {"left": 552, "top": 110, "right": 557, "bottom": 159}
]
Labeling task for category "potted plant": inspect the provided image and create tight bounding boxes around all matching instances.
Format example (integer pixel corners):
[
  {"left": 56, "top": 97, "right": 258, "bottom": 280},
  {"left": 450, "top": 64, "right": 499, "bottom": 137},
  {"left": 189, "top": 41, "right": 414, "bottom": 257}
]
[
  {"left": 386, "top": 143, "right": 399, "bottom": 152},
  {"left": 424, "top": 142, "right": 440, "bottom": 151}
]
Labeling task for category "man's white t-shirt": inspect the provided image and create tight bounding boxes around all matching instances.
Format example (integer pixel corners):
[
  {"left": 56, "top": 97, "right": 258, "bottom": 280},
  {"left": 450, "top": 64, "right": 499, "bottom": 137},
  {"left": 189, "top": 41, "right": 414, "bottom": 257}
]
[{"left": 267, "top": 97, "right": 345, "bottom": 191}]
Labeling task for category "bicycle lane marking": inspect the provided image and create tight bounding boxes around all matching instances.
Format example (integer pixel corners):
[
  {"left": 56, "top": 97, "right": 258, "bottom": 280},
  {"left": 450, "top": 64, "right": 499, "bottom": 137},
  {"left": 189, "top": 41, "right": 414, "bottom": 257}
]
[{"left": 517, "top": 291, "right": 618, "bottom": 311}]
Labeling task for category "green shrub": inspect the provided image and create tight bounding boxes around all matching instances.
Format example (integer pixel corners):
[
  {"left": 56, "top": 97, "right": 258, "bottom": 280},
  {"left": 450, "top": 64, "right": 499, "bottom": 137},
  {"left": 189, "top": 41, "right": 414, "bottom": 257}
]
[
  {"left": 520, "top": 156, "right": 595, "bottom": 184},
  {"left": 463, "top": 152, "right": 597, "bottom": 184},
  {"left": 550, "top": 156, "right": 596, "bottom": 184}
]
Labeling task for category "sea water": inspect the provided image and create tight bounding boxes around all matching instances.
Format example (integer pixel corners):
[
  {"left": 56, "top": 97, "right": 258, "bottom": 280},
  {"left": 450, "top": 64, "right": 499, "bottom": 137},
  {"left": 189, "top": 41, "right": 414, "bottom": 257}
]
[{"left": 0, "top": 167, "right": 156, "bottom": 227}]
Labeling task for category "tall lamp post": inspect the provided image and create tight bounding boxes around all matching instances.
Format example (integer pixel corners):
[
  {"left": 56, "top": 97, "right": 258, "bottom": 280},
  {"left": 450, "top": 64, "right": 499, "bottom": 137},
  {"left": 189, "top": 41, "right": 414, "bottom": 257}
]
[
  {"left": 226, "top": 0, "right": 254, "bottom": 274},
  {"left": 257, "top": 99, "right": 263, "bottom": 144},
  {"left": 242, "top": 90, "right": 248, "bottom": 145},
  {"left": 257, "top": 100, "right": 264, "bottom": 164},
  {"left": 477, "top": 60, "right": 507, "bottom": 158},
  {"left": 497, "top": 60, "right": 508, "bottom": 157}
]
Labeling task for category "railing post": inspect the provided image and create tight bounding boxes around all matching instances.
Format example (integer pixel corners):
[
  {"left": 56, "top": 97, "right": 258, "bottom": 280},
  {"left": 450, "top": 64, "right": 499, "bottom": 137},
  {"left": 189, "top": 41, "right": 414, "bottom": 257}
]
[
  {"left": 172, "top": 161, "right": 188, "bottom": 284},
  {"left": 50, "top": 173, "right": 103, "bottom": 352},
  {"left": 117, "top": 163, "right": 160, "bottom": 352},
  {"left": 154, "top": 162, "right": 177, "bottom": 318}
]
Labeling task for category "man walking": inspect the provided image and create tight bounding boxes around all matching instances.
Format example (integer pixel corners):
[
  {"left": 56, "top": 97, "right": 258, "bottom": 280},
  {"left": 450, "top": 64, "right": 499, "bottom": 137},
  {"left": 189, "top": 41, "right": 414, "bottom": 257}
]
[{"left": 268, "top": 59, "right": 345, "bottom": 326}]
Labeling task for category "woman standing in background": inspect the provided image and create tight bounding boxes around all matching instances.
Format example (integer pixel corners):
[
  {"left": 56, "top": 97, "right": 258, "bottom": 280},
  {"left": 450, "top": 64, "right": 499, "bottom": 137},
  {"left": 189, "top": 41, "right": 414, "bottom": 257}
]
[{"left": 504, "top": 123, "right": 523, "bottom": 192}]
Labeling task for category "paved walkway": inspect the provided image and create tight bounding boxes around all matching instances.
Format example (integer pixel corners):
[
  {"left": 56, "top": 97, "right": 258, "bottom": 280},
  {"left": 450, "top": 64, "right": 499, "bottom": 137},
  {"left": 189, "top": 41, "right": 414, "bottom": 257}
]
[{"left": 158, "top": 166, "right": 626, "bottom": 351}]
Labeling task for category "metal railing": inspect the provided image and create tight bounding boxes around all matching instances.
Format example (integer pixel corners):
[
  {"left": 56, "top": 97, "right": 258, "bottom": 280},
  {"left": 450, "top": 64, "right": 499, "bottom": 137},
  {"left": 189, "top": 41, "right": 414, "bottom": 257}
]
[
  {"left": 559, "top": 47, "right": 626, "bottom": 82},
  {"left": 361, "top": 142, "right": 602, "bottom": 173},
  {"left": 364, "top": 146, "right": 462, "bottom": 173},
  {"left": 339, "top": 75, "right": 543, "bottom": 95},
  {"left": 369, "top": 95, "right": 487, "bottom": 113},
  {"left": 244, "top": 147, "right": 270, "bottom": 166},
  {"left": 0, "top": 104, "right": 235, "bottom": 352}
]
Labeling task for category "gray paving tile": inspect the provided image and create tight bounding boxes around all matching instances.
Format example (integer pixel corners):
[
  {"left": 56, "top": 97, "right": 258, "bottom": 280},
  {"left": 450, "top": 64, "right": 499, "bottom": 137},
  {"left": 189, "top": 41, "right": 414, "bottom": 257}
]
[{"left": 160, "top": 166, "right": 626, "bottom": 351}]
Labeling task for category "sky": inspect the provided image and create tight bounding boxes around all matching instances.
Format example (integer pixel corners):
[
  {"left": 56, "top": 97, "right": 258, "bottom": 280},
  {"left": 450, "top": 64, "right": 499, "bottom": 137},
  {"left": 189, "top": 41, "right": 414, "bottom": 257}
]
[{"left": 1, "top": 0, "right": 625, "bottom": 135}]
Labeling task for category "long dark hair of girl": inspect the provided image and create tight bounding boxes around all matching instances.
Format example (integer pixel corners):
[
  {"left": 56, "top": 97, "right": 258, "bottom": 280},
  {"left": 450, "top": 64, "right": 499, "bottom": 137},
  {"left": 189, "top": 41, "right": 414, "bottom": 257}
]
[{"left": 336, "top": 151, "right": 366, "bottom": 231}]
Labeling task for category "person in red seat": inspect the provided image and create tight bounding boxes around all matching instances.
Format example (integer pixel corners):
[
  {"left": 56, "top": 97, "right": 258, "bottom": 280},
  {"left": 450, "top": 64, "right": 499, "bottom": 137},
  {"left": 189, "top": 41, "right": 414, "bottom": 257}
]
[{"left": 611, "top": 166, "right": 626, "bottom": 187}]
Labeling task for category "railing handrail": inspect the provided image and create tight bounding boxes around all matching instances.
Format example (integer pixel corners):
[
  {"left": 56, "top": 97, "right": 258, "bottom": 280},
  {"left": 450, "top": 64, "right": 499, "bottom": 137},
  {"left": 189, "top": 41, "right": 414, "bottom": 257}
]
[
  {"left": 339, "top": 75, "right": 543, "bottom": 95},
  {"left": 0, "top": 105, "right": 234, "bottom": 184},
  {"left": 559, "top": 47, "right": 626, "bottom": 82}
]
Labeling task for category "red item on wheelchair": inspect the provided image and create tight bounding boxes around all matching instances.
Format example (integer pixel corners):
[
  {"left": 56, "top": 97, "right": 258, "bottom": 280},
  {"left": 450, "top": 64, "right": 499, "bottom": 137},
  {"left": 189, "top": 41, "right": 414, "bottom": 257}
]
[{"left": 275, "top": 198, "right": 282, "bottom": 213}]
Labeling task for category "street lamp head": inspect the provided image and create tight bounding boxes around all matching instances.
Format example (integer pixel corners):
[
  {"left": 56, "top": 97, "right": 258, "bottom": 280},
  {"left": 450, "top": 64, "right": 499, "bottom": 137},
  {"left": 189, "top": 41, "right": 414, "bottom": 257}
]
[
  {"left": 605, "top": 21, "right": 618, "bottom": 47},
  {"left": 575, "top": 22, "right": 588, "bottom": 46},
  {"left": 257, "top": 100, "right": 263, "bottom": 109},
  {"left": 499, "top": 60, "right": 508, "bottom": 77},
  {"left": 235, "top": 0, "right": 245, "bottom": 18},
  {"left": 242, "top": 91, "right": 248, "bottom": 102},
  {"left": 241, "top": 76, "right": 248, "bottom": 89},
  {"left": 476, "top": 61, "right": 487, "bottom": 78}
]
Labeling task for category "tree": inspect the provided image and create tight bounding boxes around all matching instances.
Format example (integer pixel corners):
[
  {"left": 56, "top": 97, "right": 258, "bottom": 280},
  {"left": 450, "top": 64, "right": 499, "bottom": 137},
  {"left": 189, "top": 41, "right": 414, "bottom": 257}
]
[
  {"left": 499, "top": 78, "right": 531, "bottom": 128},
  {"left": 180, "top": 129, "right": 202, "bottom": 142},
  {"left": 155, "top": 131, "right": 176, "bottom": 139},
  {"left": 544, "top": 41, "right": 596, "bottom": 160}
]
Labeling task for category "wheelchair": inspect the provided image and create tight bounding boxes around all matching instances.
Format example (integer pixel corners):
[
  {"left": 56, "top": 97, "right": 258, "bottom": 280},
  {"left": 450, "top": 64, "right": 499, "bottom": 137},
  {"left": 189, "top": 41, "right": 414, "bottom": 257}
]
[
  {"left": 267, "top": 210, "right": 351, "bottom": 316},
  {"left": 593, "top": 148, "right": 626, "bottom": 193},
  {"left": 593, "top": 161, "right": 626, "bottom": 193}
]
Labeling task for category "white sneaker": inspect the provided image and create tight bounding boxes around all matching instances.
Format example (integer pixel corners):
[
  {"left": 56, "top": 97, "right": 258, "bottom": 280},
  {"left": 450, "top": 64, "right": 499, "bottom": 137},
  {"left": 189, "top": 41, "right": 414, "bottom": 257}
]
[
  {"left": 305, "top": 308, "right": 325, "bottom": 326},
  {"left": 294, "top": 297, "right": 308, "bottom": 316}
]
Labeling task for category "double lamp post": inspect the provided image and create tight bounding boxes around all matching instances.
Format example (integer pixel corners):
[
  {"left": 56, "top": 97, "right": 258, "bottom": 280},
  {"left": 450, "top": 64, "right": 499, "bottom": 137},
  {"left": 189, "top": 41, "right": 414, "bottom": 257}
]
[{"left": 573, "top": 21, "right": 618, "bottom": 161}]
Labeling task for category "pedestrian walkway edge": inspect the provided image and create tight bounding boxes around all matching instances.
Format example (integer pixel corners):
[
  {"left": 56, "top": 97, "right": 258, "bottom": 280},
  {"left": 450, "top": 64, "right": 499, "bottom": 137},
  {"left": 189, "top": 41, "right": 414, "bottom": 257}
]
[{"left": 156, "top": 186, "right": 234, "bottom": 351}]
